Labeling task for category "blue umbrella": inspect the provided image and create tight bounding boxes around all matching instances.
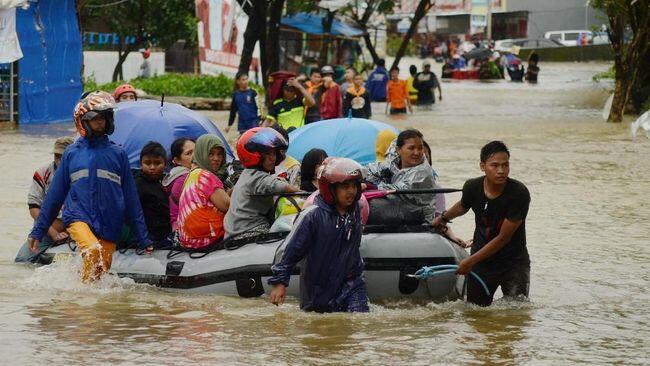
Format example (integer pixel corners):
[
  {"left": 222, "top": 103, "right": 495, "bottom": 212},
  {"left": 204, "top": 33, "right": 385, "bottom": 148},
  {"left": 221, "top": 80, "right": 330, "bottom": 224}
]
[
  {"left": 287, "top": 118, "right": 399, "bottom": 165},
  {"left": 112, "top": 100, "right": 233, "bottom": 168}
]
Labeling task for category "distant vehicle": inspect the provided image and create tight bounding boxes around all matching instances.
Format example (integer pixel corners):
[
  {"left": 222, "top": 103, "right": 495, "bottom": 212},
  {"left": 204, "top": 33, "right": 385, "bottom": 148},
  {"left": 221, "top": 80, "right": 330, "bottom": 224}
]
[
  {"left": 544, "top": 30, "right": 594, "bottom": 46},
  {"left": 494, "top": 38, "right": 564, "bottom": 52}
]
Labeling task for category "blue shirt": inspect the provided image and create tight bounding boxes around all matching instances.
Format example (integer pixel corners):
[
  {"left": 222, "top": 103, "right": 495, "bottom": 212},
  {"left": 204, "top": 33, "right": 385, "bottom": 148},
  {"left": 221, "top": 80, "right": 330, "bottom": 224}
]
[{"left": 229, "top": 89, "right": 259, "bottom": 132}]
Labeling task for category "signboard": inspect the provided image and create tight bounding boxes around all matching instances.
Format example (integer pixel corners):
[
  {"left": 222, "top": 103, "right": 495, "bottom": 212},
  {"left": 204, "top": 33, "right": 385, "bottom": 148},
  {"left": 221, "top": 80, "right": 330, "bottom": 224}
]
[{"left": 196, "top": 0, "right": 258, "bottom": 76}]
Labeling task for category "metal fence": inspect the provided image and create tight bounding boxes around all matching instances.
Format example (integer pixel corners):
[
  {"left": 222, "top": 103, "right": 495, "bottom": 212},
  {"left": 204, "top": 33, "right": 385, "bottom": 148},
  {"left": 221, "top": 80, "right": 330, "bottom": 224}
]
[{"left": 0, "top": 62, "right": 18, "bottom": 123}]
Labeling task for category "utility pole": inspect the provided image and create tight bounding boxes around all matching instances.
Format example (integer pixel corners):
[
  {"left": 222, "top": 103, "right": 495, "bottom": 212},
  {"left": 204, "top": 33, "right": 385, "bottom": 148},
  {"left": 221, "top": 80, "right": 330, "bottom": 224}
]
[{"left": 486, "top": 0, "right": 492, "bottom": 40}]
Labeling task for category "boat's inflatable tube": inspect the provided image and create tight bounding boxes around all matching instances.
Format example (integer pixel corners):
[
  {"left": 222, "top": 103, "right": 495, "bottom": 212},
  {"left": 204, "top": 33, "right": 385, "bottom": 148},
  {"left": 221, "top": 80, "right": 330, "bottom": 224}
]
[{"left": 15, "top": 225, "right": 468, "bottom": 302}]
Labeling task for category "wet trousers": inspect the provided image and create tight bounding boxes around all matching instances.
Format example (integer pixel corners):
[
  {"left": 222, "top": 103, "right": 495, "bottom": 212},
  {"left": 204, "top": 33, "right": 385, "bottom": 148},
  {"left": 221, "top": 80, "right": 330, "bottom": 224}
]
[
  {"left": 467, "top": 260, "right": 530, "bottom": 306},
  {"left": 67, "top": 222, "right": 116, "bottom": 283}
]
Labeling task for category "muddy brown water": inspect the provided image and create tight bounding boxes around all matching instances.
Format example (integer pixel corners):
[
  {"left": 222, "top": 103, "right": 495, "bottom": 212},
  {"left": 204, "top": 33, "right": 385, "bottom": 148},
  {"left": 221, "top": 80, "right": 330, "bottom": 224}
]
[{"left": 1, "top": 62, "right": 648, "bottom": 365}]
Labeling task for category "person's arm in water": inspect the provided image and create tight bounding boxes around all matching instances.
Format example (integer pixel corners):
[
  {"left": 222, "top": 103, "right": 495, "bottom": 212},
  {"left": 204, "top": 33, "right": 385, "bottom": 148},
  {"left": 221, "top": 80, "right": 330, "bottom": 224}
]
[
  {"left": 268, "top": 212, "right": 314, "bottom": 305},
  {"left": 28, "top": 157, "right": 71, "bottom": 252},
  {"left": 290, "top": 78, "right": 315, "bottom": 107}
]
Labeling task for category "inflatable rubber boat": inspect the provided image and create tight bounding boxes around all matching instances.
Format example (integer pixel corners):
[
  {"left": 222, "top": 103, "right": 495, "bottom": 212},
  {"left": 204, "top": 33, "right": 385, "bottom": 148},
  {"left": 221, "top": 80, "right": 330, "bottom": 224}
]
[{"left": 16, "top": 220, "right": 469, "bottom": 302}]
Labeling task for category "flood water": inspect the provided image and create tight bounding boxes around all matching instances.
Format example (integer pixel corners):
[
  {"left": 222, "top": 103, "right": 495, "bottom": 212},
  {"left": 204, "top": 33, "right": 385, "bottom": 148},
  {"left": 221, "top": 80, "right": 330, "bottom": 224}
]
[{"left": 1, "top": 62, "right": 649, "bottom": 365}]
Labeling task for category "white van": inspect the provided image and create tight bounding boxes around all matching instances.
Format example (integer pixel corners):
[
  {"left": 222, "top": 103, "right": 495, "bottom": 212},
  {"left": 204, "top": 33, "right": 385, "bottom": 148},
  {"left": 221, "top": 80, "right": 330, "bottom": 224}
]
[{"left": 544, "top": 30, "right": 593, "bottom": 46}]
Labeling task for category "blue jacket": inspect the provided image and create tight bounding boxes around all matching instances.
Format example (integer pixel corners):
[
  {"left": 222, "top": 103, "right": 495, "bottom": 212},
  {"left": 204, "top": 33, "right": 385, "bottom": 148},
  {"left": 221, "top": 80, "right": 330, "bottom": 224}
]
[
  {"left": 365, "top": 66, "right": 389, "bottom": 101},
  {"left": 268, "top": 195, "right": 365, "bottom": 312},
  {"left": 30, "top": 136, "right": 150, "bottom": 247},
  {"left": 228, "top": 89, "right": 260, "bottom": 132}
]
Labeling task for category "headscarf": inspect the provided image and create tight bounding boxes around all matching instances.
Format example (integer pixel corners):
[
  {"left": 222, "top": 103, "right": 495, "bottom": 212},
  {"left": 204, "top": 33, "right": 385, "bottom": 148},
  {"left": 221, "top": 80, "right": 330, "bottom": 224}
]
[
  {"left": 375, "top": 129, "right": 398, "bottom": 162},
  {"left": 193, "top": 134, "right": 228, "bottom": 180},
  {"left": 300, "top": 148, "right": 328, "bottom": 192}
]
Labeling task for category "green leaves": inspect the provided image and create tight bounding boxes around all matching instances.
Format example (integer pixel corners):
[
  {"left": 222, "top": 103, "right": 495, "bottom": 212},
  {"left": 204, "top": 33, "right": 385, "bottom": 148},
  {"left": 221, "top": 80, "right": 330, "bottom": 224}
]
[{"left": 84, "top": 73, "right": 263, "bottom": 99}]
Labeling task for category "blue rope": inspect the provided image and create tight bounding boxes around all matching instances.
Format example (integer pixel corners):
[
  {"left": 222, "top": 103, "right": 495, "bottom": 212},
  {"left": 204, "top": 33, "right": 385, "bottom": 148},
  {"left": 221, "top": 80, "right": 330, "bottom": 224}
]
[{"left": 413, "top": 264, "right": 491, "bottom": 297}]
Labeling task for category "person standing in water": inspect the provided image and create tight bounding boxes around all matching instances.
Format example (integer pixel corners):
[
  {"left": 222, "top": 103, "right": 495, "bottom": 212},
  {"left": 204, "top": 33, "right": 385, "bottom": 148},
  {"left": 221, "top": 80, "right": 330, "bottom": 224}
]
[
  {"left": 28, "top": 92, "right": 150, "bottom": 282},
  {"left": 432, "top": 141, "right": 531, "bottom": 306}
]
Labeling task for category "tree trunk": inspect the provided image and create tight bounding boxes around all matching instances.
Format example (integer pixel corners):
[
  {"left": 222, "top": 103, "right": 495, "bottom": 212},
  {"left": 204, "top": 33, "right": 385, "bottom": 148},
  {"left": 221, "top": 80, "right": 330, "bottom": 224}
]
[
  {"left": 607, "top": 13, "right": 626, "bottom": 122},
  {"left": 320, "top": 10, "right": 335, "bottom": 66},
  {"left": 390, "top": 0, "right": 434, "bottom": 70},
  {"left": 266, "top": 0, "right": 284, "bottom": 74},
  {"left": 112, "top": 40, "right": 132, "bottom": 82},
  {"left": 238, "top": 0, "right": 260, "bottom": 75},
  {"left": 363, "top": 32, "right": 381, "bottom": 65},
  {"left": 255, "top": 0, "right": 268, "bottom": 90}
]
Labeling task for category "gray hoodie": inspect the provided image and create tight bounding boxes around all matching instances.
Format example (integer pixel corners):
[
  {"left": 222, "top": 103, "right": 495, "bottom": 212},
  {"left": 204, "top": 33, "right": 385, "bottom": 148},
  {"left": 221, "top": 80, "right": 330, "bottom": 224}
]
[{"left": 224, "top": 168, "right": 289, "bottom": 238}]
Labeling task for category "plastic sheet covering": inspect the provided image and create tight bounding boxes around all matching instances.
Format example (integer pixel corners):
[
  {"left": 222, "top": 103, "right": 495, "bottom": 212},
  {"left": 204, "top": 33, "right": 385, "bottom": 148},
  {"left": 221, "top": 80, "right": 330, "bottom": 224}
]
[
  {"left": 281, "top": 12, "right": 363, "bottom": 37},
  {"left": 16, "top": 0, "right": 82, "bottom": 124}
]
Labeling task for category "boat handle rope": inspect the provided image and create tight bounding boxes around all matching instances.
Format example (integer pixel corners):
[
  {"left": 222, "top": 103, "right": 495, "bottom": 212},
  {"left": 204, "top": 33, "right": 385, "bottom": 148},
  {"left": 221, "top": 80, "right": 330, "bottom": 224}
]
[{"left": 407, "top": 264, "right": 491, "bottom": 296}]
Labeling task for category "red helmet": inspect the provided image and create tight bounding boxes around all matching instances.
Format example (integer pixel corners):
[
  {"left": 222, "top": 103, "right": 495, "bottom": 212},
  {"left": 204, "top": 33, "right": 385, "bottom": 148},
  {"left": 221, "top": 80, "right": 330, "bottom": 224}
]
[
  {"left": 317, "top": 157, "right": 364, "bottom": 205},
  {"left": 236, "top": 127, "right": 288, "bottom": 168},
  {"left": 113, "top": 84, "right": 136, "bottom": 101},
  {"left": 73, "top": 91, "right": 116, "bottom": 137}
]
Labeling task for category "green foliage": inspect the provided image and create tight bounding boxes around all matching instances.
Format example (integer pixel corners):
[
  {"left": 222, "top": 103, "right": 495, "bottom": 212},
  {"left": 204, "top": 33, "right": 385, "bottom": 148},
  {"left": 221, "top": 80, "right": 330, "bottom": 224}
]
[
  {"left": 386, "top": 34, "right": 418, "bottom": 57},
  {"left": 81, "top": 0, "right": 197, "bottom": 50},
  {"left": 83, "top": 73, "right": 264, "bottom": 99},
  {"left": 593, "top": 66, "right": 615, "bottom": 81}
]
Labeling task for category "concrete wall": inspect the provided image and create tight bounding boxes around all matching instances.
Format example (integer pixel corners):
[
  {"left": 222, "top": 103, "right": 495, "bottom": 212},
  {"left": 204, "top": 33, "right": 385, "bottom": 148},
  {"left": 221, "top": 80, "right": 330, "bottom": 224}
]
[
  {"left": 506, "top": 0, "right": 606, "bottom": 39},
  {"left": 83, "top": 51, "right": 165, "bottom": 84},
  {"left": 519, "top": 44, "right": 613, "bottom": 62}
]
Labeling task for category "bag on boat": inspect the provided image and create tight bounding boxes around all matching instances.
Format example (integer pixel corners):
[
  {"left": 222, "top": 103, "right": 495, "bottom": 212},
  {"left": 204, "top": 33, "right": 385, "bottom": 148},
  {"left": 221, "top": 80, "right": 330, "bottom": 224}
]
[{"left": 367, "top": 195, "right": 427, "bottom": 226}]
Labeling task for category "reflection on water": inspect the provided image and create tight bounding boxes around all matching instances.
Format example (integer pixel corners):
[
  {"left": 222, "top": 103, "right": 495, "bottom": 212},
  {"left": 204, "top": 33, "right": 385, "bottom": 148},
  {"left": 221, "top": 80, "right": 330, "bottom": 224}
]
[{"left": 1, "top": 62, "right": 649, "bottom": 364}]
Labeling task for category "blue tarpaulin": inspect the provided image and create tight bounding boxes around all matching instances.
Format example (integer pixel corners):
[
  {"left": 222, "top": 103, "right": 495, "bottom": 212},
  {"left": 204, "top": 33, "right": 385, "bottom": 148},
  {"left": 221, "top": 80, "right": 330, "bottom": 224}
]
[
  {"left": 281, "top": 13, "right": 363, "bottom": 38},
  {"left": 16, "top": 0, "right": 83, "bottom": 124}
]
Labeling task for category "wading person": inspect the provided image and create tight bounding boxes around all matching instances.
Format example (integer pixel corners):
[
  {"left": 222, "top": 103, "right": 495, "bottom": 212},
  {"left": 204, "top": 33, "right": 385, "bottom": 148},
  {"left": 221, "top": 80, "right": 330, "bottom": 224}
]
[
  {"left": 113, "top": 84, "right": 137, "bottom": 103},
  {"left": 432, "top": 141, "right": 530, "bottom": 306},
  {"left": 268, "top": 157, "right": 369, "bottom": 313},
  {"left": 28, "top": 137, "right": 75, "bottom": 243},
  {"left": 414, "top": 61, "right": 442, "bottom": 110},
  {"left": 265, "top": 78, "right": 315, "bottom": 131},
  {"left": 28, "top": 92, "right": 150, "bottom": 282},
  {"left": 226, "top": 72, "right": 261, "bottom": 134}
]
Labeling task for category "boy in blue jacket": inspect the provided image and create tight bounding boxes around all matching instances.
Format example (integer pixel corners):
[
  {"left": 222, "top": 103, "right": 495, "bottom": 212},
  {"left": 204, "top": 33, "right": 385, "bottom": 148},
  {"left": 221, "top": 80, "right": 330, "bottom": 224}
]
[
  {"left": 365, "top": 58, "right": 389, "bottom": 102},
  {"left": 28, "top": 91, "right": 150, "bottom": 282},
  {"left": 268, "top": 157, "right": 369, "bottom": 312}
]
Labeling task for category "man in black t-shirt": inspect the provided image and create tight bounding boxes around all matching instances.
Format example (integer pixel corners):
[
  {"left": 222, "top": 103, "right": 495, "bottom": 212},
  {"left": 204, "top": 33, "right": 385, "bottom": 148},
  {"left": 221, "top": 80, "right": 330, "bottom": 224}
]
[{"left": 432, "top": 141, "right": 530, "bottom": 306}]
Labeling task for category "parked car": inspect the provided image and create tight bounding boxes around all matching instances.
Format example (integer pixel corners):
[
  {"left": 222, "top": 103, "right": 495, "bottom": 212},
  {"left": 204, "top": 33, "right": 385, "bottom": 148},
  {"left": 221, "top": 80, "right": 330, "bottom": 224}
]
[
  {"left": 544, "top": 30, "right": 593, "bottom": 46},
  {"left": 494, "top": 38, "right": 564, "bottom": 52}
]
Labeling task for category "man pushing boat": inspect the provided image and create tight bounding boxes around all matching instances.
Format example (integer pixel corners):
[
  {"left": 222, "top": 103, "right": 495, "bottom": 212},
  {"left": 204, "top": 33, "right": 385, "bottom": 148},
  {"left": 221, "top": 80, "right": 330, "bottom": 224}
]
[
  {"left": 27, "top": 91, "right": 150, "bottom": 283},
  {"left": 433, "top": 141, "right": 531, "bottom": 306}
]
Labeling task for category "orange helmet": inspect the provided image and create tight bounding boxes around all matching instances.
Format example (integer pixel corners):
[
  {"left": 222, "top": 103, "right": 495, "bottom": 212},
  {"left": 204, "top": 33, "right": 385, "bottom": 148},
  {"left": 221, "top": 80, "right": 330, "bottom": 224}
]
[
  {"left": 73, "top": 91, "right": 116, "bottom": 137},
  {"left": 113, "top": 84, "right": 137, "bottom": 101}
]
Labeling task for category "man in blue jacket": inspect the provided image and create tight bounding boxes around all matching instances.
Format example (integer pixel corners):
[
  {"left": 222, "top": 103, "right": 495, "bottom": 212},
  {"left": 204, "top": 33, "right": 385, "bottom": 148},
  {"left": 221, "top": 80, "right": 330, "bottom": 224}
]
[
  {"left": 268, "top": 157, "right": 369, "bottom": 312},
  {"left": 365, "top": 59, "right": 389, "bottom": 102},
  {"left": 28, "top": 91, "right": 150, "bottom": 282}
]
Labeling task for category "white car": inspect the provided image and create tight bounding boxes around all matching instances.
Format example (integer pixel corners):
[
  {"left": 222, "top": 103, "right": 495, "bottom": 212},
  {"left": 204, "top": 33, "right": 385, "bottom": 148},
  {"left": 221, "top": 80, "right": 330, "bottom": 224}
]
[{"left": 544, "top": 30, "right": 593, "bottom": 46}]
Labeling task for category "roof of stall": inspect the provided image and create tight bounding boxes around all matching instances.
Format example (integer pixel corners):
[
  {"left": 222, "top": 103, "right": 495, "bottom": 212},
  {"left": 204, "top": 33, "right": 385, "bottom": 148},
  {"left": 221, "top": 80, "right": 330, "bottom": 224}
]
[{"left": 281, "top": 12, "right": 364, "bottom": 38}]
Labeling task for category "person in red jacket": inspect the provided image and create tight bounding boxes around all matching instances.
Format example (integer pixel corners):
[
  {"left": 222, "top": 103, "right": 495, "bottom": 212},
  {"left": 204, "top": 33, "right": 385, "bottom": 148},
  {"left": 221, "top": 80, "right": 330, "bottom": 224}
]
[{"left": 319, "top": 65, "right": 342, "bottom": 120}]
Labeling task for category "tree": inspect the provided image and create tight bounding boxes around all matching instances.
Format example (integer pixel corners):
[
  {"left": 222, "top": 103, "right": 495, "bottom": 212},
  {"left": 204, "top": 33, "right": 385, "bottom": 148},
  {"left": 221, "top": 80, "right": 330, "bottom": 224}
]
[
  {"left": 390, "top": 0, "right": 435, "bottom": 70},
  {"left": 591, "top": 0, "right": 650, "bottom": 122},
  {"left": 346, "top": 0, "right": 396, "bottom": 65},
  {"left": 80, "top": 0, "right": 197, "bottom": 82}
]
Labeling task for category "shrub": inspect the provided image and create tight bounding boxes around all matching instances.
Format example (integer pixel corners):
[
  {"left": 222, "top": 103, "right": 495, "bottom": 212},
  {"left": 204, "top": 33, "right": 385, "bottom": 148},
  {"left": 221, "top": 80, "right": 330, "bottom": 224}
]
[{"left": 84, "top": 73, "right": 263, "bottom": 99}]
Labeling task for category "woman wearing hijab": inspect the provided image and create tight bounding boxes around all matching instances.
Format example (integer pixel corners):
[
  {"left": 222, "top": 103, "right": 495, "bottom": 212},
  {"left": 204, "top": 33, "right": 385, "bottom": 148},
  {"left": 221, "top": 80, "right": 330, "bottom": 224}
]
[
  {"left": 177, "top": 135, "right": 231, "bottom": 249},
  {"left": 300, "top": 149, "right": 328, "bottom": 192}
]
